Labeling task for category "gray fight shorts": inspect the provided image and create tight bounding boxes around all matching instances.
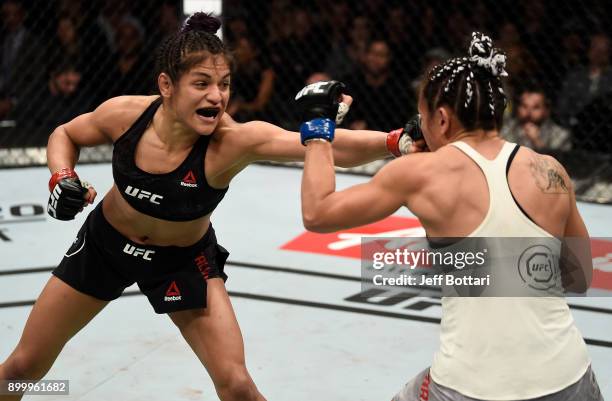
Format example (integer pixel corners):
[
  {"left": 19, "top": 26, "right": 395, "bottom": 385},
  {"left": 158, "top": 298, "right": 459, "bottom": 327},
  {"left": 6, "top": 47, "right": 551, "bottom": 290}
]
[{"left": 391, "top": 366, "right": 604, "bottom": 401}]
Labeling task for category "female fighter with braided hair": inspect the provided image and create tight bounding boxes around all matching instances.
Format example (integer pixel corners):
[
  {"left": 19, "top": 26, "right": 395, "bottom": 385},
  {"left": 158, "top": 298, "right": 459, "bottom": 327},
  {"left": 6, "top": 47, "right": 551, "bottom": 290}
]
[
  {"left": 0, "top": 13, "right": 414, "bottom": 401},
  {"left": 300, "top": 32, "right": 603, "bottom": 401}
]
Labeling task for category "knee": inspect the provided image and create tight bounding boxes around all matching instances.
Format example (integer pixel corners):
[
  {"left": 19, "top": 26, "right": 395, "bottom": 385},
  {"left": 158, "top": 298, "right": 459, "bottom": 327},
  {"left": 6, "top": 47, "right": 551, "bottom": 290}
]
[
  {"left": 1, "top": 349, "right": 51, "bottom": 381},
  {"left": 215, "top": 368, "right": 259, "bottom": 401}
]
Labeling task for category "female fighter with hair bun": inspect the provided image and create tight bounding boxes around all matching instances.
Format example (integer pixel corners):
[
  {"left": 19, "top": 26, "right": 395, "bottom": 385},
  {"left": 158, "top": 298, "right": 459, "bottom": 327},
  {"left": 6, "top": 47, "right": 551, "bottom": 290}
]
[
  {"left": 0, "top": 12, "right": 414, "bottom": 401},
  {"left": 299, "top": 32, "right": 603, "bottom": 401}
]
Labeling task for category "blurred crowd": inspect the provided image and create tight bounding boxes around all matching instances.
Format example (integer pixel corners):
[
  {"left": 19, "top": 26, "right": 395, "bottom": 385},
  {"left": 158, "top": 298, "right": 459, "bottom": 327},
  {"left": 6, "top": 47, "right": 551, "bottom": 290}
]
[
  {"left": 1, "top": 0, "right": 611, "bottom": 155},
  {"left": 0, "top": 0, "right": 180, "bottom": 145},
  {"left": 224, "top": 0, "right": 612, "bottom": 155}
]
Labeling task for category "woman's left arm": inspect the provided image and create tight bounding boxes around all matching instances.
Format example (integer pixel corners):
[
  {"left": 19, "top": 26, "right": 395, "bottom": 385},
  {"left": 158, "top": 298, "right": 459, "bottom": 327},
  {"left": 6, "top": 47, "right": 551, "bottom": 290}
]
[
  {"left": 300, "top": 140, "right": 423, "bottom": 232},
  {"left": 240, "top": 119, "right": 392, "bottom": 167}
]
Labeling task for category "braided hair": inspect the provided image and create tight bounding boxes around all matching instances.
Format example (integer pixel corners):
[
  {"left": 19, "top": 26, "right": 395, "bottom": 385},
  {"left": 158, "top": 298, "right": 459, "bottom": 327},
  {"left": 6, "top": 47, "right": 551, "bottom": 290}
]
[
  {"left": 421, "top": 32, "right": 508, "bottom": 131},
  {"left": 155, "top": 12, "right": 233, "bottom": 84}
]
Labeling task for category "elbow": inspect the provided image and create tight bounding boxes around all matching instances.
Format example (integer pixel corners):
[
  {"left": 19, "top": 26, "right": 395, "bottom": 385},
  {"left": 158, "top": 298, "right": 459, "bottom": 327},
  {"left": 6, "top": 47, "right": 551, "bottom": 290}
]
[
  {"left": 302, "top": 212, "right": 332, "bottom": 233},
  {"left": 302, "top": 213, "right": 321, "bottom": 232}
]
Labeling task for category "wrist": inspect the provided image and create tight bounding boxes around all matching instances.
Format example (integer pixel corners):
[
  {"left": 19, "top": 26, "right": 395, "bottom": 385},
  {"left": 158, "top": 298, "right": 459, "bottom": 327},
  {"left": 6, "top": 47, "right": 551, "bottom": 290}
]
[
  {"left": 304, "top": 138, "right": 331, "bottom": 145},
  {"left": 386, "top": 128, "right": 404, "bottom": 157},
  {"left": 49, "top": 168, "right": 77, "bottom": 192},
  {"left": 300, "top": 118, "right": 335, "bottom": 145}
]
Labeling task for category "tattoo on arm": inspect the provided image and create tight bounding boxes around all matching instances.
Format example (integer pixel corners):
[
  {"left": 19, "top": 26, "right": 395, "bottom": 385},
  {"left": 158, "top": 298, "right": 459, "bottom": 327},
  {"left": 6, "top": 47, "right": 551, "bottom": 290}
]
[{"left": 529, "top": 156, "right": 569, "bottom": 194}]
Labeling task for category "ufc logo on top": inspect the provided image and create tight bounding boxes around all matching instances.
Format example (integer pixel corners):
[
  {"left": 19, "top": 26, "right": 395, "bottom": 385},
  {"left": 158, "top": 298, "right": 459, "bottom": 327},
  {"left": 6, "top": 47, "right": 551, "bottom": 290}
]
[{"left": 124, "top": 186, "right": 163, "bottom": 204}]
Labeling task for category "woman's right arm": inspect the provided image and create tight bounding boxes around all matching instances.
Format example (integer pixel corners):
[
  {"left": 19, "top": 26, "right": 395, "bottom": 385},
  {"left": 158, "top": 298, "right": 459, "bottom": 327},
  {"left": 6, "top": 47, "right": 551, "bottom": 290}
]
[{"left": 47, "top": 96, "right": 144, "bottom": 173}]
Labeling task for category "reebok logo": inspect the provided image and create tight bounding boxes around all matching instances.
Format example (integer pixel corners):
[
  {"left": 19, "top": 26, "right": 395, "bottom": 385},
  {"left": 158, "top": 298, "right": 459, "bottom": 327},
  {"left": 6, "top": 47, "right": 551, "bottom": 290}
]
[
  {"left": 180, "top": 170, "right": 198, "bottom": 188},
  {"left": 164, "top": 281, "right": 182, "bottom": 302},
  {"left": 125, "top": 186, "right": 163, "bottom": 204},
  {"left": 123, "top": 244, "right": 155, "bottom": 261}
]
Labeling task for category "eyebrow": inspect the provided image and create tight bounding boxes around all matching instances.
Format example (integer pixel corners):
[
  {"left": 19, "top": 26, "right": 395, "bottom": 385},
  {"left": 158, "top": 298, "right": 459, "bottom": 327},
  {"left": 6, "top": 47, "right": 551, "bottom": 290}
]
[{"left": 192, "top": 72, "right": 231, "bottom": 80}]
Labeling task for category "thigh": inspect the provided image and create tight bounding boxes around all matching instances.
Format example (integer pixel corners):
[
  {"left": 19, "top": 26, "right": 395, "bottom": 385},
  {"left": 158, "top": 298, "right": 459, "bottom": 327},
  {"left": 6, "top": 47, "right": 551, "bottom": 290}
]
[
  {"left": 168, "top": 278, "right": 245, "bottom": 380},
  {"left": 12, "top": 276, "right": 109, "bottom": 363}
]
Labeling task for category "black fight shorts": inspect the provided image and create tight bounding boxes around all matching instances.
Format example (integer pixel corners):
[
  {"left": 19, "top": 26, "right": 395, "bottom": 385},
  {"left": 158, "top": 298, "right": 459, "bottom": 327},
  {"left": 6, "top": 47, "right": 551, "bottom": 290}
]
[{"left": 53, "top": 203, "right": 229, "bottom": 314}]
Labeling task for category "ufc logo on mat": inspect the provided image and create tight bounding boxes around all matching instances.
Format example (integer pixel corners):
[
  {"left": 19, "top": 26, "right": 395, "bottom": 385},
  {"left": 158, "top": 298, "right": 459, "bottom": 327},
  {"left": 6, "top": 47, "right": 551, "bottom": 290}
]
[
  {"left": 123, "top": 244, "right": 155, "bottom": 261},
  {"left": 124, "top": 186, "right": 163, "bottom": 204},
  {"left": 295, "top": 81, "right": 328, "bottom": 99},
  {"left": 47, "top": 185, "right": 61, "bottom": 218}
]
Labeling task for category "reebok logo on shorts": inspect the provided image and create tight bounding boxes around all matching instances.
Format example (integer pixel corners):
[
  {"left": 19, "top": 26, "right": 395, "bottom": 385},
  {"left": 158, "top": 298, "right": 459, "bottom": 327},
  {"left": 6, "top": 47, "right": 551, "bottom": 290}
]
[
  {"left": 164, "top": 281, "right": 182, "bottom": 302},
  {"left": 180, "top": 170, "right": 198, "bottom": 188}
]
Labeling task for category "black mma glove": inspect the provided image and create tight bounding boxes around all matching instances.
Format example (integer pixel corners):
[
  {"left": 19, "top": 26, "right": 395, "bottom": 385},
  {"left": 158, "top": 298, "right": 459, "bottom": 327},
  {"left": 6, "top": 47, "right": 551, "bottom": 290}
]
[
  {"left": 295, "top": 80, "right": 349, "bottom": 145},
  {"left": 47, "top": 168, "right": 89, "bottom": 221}
]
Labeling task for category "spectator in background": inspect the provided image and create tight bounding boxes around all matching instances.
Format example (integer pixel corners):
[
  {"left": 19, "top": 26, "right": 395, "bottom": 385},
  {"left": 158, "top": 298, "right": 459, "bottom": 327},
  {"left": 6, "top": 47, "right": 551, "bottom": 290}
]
[
  {"left": 410, "top": 47, "right": 450, "bottom": 96},
  {"left": 386, "top": 4, "right": 423, "bottom": 88},
  {"left": 107, "top": 18, "right": 154, "bottom": 97},
  {"left": 305, "top": 71, "right": 331, "bottom": 85},
  {"left": 444, "top": 11, "right": 471, "bottom": 53},
  {"left": 558, "top": 21, "right": 586, "bottom": 80},
  {"left": 146, "top": 0, "right": 183, "bottom": 56},
  {"left": 319, "top": 0, "right": 350, "bottom": 54},
  {"left": 557, "top": 32, "right": 612, "bottom": 127},
  {"left": 0, "top": 0, "right": 44, "bottom": 120},
  {"left": 97, "top": 0, "right": 144, "bottom": 54},
  {"left": 502, "top": 87, "right": 571, "bottom": 151},
  {"left": 497, "top": 21, "right": 521, "bottom": 51},
  {"left": 325, "top": 15, "right": 371, "bottom": 79},
  {"left": 344, "top": 38, "right": 414, "bottom": 132},
  {"left": 227, "top": 35, "right": 275, "bottom": 122},
  {"left": 501, "top": 43, "right": 539, "bottom": 120},
  {"left": 13, "top": 62, "right": 91, "bottom": 146},
  {"left": 46, "top": 15, "right": 84, "bottom": 72},
  {"left": 55, "top": 0, "right": 112, "bottom": 104},
  {"left": 268, "top": 7, "right": 328, "bottom": 125}
]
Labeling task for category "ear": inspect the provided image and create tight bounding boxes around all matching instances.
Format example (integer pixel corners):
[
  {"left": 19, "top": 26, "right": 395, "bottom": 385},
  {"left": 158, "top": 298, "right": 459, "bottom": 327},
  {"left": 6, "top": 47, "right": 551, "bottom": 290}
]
[
  {"left": 437, "top": 107, "right": 451, "bottom": 136},
  {"left": 158, "top": 73, "right": 173, "bottom": 98}
]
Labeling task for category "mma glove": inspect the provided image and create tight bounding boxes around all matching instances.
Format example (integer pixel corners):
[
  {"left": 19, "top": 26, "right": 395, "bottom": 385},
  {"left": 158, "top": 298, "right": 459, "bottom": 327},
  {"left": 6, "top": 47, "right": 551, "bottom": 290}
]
[
  {"left": 386, "top": 114, "right": 424, "bottom": 157},
  {"left": 47, "top": 168, "right": 89, "bottom": 221},
  {"left": 295, "top": 80, "right": 349, "bottom": 145}
]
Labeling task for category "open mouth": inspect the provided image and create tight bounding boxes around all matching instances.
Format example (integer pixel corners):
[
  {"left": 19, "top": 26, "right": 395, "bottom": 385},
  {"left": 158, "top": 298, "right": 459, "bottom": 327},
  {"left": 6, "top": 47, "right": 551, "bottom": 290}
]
[{"left": 196, "top": 107, "right": 221, "bottom": 119}]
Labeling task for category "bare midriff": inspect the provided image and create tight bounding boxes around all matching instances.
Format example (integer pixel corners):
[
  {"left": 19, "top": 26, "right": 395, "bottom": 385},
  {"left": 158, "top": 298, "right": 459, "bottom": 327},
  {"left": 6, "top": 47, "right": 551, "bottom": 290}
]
[{"left": 102, "top": 185, "right": 211, "bottom": 247}]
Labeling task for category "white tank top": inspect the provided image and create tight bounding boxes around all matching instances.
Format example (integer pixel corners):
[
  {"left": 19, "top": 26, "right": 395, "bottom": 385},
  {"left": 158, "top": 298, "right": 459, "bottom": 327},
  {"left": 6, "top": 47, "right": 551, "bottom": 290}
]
[{"left": 429, "top": 141, "right": 590, "bottom": 400}]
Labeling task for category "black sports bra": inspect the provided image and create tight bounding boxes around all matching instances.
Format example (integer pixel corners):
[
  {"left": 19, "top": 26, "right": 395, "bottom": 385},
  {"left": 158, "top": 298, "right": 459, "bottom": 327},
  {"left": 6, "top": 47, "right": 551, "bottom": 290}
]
[{"left": 112, "top": 98, "right": 228, "bottom": 221}]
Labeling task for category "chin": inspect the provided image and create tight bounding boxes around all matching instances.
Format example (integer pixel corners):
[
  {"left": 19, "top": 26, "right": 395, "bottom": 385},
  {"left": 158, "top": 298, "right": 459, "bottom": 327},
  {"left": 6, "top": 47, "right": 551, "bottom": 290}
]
[{"left": 192, "top": 118, "right": 219, "bottom": 135}]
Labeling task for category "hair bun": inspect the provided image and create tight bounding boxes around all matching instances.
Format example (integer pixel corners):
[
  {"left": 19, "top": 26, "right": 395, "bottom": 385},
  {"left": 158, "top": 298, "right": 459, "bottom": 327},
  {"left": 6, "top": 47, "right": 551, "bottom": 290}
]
[
  {"left": 468, "top": 32, "right": 508, "bottom": 78},
  {"left": 182, "top": 12, "right": 221, "bottom": 34}
]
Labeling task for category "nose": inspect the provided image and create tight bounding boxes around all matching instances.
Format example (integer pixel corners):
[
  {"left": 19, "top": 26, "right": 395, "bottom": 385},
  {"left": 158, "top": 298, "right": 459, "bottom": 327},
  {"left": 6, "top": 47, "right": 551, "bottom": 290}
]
[{"left": 206, "top": 84, "right": 222, "bottom": 104}]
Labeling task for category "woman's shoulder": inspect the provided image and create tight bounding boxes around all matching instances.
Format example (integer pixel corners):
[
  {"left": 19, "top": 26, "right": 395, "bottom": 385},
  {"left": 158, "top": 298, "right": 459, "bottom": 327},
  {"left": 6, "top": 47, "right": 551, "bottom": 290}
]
[
  {"left": 92, "top": 95, "right": 159, "bottom": 139},
  {"left": 97, "top": 95, "right": 158, "bottom": 116}
]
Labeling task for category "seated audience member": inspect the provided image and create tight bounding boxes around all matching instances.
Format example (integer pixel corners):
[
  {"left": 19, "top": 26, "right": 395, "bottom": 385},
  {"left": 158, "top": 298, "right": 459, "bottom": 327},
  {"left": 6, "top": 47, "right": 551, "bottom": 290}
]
[
  {"left": 0, "top": 0, "right": 44, "bottom": 120},
  {"left": 107, "top": 18, "right": 154, "bottom": 97},
  {"left": 344, "top": 39, "right": 414, "bottom": 132},
  {"left": 227, "top": 35, "right": 275, "bottom": 122},
  {"left": 556, "top": 32, "right": 612, "bottom": 126},
  {"left": 14, "top": 62, "right": 91, "bottom": 146},
  {"left": 410, "top": 47, "right": 450, "bottom": 95},
  {"left": 502, "top": 87, "right": 571, "bottom": 151}
]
